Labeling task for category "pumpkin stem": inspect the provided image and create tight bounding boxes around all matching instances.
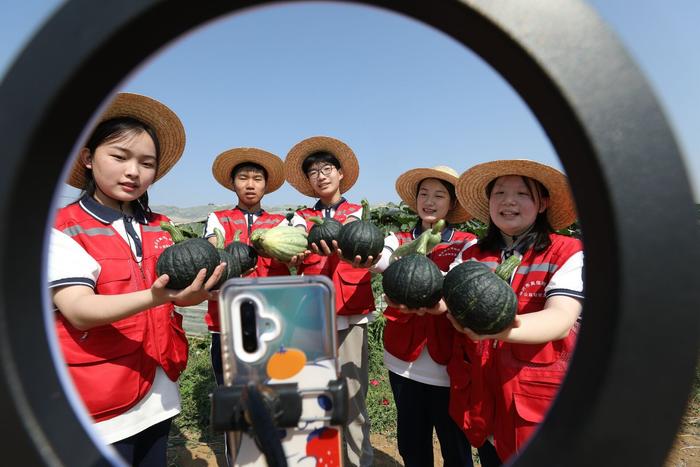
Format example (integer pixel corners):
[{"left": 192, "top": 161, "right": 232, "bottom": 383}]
[
  {"left": 495, "top": 254, "right": 522, "bottom": 282},
  {"left": 214, "top": 228, "right": 225, "bottom": 250},
  {"left": 360, "top": 199, "right": 371, "bottom": 222},
  {"left": 414, "top": 233, "right": 431, "bottom": 256},
  {"left": 308, "top": 216, "right": 324, "bottom": 225},
  {"left": 430, "top": 219, "right": 446, "bottom": 234},
  {"left": 160, "top": 222, "right": 185, "bottom": 244},
  {"left": 234, "top": 230, "right": 242, "bottom": 242}
]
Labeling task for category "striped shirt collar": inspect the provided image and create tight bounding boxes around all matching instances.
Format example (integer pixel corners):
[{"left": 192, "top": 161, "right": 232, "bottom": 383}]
[
  {"left": 235, "top": 205, "right": 264, "bottom": 217},
  {"left": 78, "top": 195, "right": 148, "bottom": 225},
  {"left": 313, "top": 197, "right": 347, "bottom": 212}
]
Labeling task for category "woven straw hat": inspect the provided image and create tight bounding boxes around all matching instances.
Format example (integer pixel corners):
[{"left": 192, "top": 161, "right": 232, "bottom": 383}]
[
  {"left": 395, "top": 166, "right": 471, "bottom": 223},
  {"left": 67, "top": 93, "right": 185, "bottom": 189},
  {"left": 212, "top": 148, "right": 285, "bottom": 193},
  {"left": 456, "top": 159, "right": 577, "bottom": 230},
  {"left": 284, "top": 136, "right": 359, "bottom": 197}
]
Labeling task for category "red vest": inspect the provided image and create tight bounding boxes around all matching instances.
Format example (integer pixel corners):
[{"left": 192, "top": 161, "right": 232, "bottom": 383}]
[
  {"left": 296, "top": 201, "right": 374, "bottom": 316},
  {"left": 206, "top": 208, "right": 290, "bottom": 331},
  {"left": 383, "top": 230, "right": 476, "bottom": 364},
  {"left": 54, "top": 203, "right": 188, "bottom": 422},
  {"left": 447, "top": 234, "right": 583, "bottom": 460}
]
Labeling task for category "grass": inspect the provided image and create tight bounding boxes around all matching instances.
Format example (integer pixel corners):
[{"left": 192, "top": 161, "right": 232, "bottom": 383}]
[{"left": 173, "top": 336, "right": 217, "bottom": 442}]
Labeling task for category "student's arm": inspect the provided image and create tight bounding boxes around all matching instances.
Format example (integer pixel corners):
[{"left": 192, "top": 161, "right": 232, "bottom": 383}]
[
  {"left": 53, "top": 266, "right": 225, "bottom": 331},
  {"left": 446, "top": 295, "right": 581, "bottom": 344},
  {"left": 370, "top": 233, "right": 399, "bottom": 273},
  {"left": 50, "top": 227, "right": 225, "bottom": 330},
  {"left": 447, "top": 250, "right": 585, "bottom": 343}
]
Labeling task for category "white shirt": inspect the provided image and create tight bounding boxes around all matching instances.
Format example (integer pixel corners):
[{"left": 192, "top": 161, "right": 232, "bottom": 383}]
[{"left": 383, "top": 347, "right": 451, "bottom": 387}]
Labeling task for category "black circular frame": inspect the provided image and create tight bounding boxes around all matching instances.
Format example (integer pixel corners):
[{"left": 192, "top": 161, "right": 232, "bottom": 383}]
[{"left": 1, "top": 0, "right": 698, "bottom": 465}]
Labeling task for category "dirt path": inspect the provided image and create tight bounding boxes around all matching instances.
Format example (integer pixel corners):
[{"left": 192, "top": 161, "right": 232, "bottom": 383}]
[
  {"left": 168, "top": 399, "right": 699, "bottom": 466},
  {"left": 168, "top": 433, "right": 429, "bottom": 466}
]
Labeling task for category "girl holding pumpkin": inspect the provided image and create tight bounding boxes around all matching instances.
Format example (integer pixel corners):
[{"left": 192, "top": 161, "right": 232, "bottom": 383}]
[
  {"left": 49, "top": 93, "right": 225, "bottom": 467},
  {"left": 374, "top": 166, "right": 494, "bottom": 467},
  {"left": 204, "top": 148, "right": 291, "bottom": 386},
  {"left": 284, "top": 136, "right": 377, "bottom": 467},
  {"left": 443, "top": 160, "right": 584, "bottom": 464}
]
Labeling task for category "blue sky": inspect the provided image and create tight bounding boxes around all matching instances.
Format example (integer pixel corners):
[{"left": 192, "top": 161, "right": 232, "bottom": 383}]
[{"left": 2, "top": 1, "right": 699, "bottom": 208}]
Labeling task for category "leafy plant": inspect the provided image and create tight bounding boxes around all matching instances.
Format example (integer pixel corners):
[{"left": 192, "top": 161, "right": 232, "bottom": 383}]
[{"left": 174, "top": 335, "right": 217, "bottom": 440}]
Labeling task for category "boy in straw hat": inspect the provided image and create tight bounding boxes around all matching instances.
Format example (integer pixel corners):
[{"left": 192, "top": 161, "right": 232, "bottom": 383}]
[
  {"left": 439, "top": 159, "right": 583, "bottom": 464},
  {"left": 49, "top": 93, "right": 225, "bottom": 466},
  {"left": 285, "top": 136, "right": 375, "bottom": 467},
  {"left": 375, "top": 166, "right": 499, "bottom": 467},
  {"left": 205, "top": 147, "right": 290, "bottom": 385}
]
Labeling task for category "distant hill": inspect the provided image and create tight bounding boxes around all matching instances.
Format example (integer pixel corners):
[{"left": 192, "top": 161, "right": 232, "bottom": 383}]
[
  {"left": 151, "top": 203, "right": 304, "bottom": 224},
  {"left": 151, "top": 201, "right": 396, "bottom": 224}
]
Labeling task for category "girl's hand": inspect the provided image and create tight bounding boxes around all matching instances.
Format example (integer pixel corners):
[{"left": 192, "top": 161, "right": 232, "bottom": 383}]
[
  {"left": 446, "top": 312, "right": 522, "bottom": 341},
  {"left": 309, "top": 240, "right": 334, "bottom": 256},
  {"left": 383, "top": 296, "right": 447, "bottom": 316},
  {"left": 336, "top": 241, "right": 381, "bottom": 268},
  {"left": 154, "top": 263, "right": 227, "bottom": 307},
  {"left": 286, "top": 251, "right": 311, "bottom": 267}
]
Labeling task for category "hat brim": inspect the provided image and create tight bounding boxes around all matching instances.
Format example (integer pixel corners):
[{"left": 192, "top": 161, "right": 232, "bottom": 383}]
[
  {"left": 395, "top": 167, "right": 471, "bottom": 223},
  {"left": 456, "top": 159, "right": 577, "bottom": 230},
  {"left": 67, "top": 93, "right": 185, "bottom": 189},
  {"left": 285, "top": 136, "right": 359, "bottom": 198},
  {"left": 212, "top": 148, "right": 285, "bottom": 194}
]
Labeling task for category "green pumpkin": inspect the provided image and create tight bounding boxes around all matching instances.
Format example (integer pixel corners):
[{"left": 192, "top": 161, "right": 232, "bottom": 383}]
[
  {"left": 156, "top": 222, "right": 221, "bottom": 290},
  {"left": 213, "top": 229, "right": 243, "bottom": 288},
  {"left": 250, "top": 226, "right": 308, "bottom": 262},
  {"left": 382, "top": 254, "right": 444, "bottom": 309},
  {"left": 307, "top": 216, "right": 343, "bottom": 251},
  {"left": 443, "top": 260, "right": 518, "bottom": 335},
  {"left": 337, "top": 199, "right": 384, "bottom": 262},
  {"left": 223, "top": 230, "right": 258, "bottom": 273}
]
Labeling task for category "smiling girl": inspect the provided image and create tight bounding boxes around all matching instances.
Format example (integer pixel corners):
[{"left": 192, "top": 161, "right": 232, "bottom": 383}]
[
  {"left": 446, "top": 160, "right": 583, "bottom": 464},
  {"left": 372, "top": 166, "right": 485, "bottom": 467},
  {"left": 49, "top": 93, "right": 224, "bottom": 467}
]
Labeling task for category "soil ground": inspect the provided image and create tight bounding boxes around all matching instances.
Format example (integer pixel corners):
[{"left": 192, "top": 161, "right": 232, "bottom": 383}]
[{"left": 167, "top": 403, "right": 700, "bottom": 466}]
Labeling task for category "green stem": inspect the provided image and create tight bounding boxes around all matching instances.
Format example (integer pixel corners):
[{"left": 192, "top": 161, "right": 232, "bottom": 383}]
[
  {"left": 431, "top": 219, "right": 446, "bottom": 234},
  {"left": 413, "top": 233, "right": 431, "bottom": 256},
  {"left": 360, "top": 199, "right": 370, "bottom": 222},
  {"left": 308, "top": 216, "right": 324, "bottom": 226},
  {"left": 160, "top": 222, "right": 185, "bottom": 244},
  {"left": 214, "top": 228, "right": 225, "bottom": 250},
  {"left": 495, "top": 254, "right": 521, "bottom": 282},
  {"left": 234, "top": 229, "right": 241, "bottom": 242}
]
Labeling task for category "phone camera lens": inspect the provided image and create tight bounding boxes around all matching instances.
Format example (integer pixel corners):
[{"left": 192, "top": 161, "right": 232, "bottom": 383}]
[{"left": 240, "top": 299, "right": 258, "bottom": 353}]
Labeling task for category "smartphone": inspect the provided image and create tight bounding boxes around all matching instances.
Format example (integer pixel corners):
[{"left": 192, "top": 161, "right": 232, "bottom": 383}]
[{"left": 215, "top": 275, "right": 345, "bottom": 466}]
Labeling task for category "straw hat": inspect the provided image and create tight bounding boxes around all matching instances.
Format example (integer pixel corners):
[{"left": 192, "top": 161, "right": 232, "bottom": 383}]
[
  {"left": 67, "top": 93, "right": 186, "bottom": 189},
  {"left": 456, "top": 159, "right": 577, "bottom": 230},
  {"left": 284, "top": 136, "right": 359, "bottom": 197},
  {"left": 211, "top": 148, "right": 285, "bottom": 193},
  {"left": 395, "top": 166, "right": 471, "bottom": 223}
]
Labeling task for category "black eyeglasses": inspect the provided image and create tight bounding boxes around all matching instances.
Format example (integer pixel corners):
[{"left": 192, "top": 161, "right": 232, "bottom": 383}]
[{"left": 307, "top": 165, "right": 335, "bottom": 180}]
